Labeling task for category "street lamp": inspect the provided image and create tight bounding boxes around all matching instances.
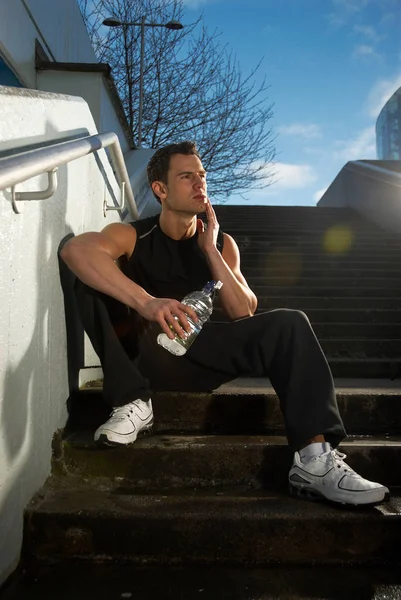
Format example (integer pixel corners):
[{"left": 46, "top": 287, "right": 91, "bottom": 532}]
[{"left": 103, "top": 16, "right": 184, "bottom": 148}]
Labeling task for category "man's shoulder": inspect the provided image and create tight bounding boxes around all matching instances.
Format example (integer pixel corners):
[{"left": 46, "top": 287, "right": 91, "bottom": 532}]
[{"left": 129, "top": 214, "right": 159, "bottom": 238}]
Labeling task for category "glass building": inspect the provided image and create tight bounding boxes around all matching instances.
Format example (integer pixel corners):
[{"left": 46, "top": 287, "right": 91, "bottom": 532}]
[{"left": 376, "top": 87, "right": 401, "bottom": 159}]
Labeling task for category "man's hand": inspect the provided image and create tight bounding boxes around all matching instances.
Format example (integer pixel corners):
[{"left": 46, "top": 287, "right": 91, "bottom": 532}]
[
  {"left": 197, "top": 198, "right": 220, "bottom": 255},
  {"left": 137, "top": 297, "right": 199, "bottom": 340}
]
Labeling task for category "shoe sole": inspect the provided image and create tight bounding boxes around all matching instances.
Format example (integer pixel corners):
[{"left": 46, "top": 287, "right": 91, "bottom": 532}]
[
  {"left": 289, "top": 483, "right": 390, "bottom": 507},
  {"left": 95, "top": 421, "right": 154, "bottom": 447}
]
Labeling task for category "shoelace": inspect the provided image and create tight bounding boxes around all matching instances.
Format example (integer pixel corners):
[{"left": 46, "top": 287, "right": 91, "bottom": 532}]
[
  {"left": 110, "top": 400, "right": 143, "bottom": 421},
  {"left": 319, "top": 448, "right": 357, "bottom": 476}
]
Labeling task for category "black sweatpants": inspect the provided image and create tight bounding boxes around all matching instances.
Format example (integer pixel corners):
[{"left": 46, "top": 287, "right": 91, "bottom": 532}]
[{"left": 74, "top": 279, "right": 346, "bottom": 450}]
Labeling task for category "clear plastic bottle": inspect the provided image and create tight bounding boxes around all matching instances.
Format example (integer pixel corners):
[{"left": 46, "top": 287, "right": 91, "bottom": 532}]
[{"left": 157, "top": 280, "right": 223, "bottom": 356}]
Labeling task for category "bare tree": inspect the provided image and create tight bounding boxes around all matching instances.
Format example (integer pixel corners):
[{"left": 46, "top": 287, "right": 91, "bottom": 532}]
[{"left": 78, "top": 0, "right": 276, "bottom": 200}]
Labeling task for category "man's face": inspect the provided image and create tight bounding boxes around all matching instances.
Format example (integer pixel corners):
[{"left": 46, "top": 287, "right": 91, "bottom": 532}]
[{"left": 154, "top": 153, "right": 207, "bottom": 214}]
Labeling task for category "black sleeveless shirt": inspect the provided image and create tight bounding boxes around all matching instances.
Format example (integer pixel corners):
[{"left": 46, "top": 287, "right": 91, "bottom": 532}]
[{"left": 122, "top": 215, "right": 225, "bottom": 300}]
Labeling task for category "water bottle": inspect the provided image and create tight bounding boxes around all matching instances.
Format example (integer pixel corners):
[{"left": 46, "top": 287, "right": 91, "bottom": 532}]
[{"left": 157, "top": 280, "right": 223, "bottom": 356}]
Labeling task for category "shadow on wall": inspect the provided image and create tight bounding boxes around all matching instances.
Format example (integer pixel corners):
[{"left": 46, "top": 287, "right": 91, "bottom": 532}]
[{"left": 0, "top": 120, "right": 85, "bottom": 580}]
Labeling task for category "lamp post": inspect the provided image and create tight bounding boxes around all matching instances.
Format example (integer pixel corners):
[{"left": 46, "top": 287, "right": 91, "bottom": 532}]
[{"left": 103, "top": 16, "right": 184, "bottom": 148}]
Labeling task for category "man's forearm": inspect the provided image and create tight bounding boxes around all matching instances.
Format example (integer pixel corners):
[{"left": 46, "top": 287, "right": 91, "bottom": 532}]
[
  {"left": 61, "top": 240, "right": 152, "bottom": 311},
  {"left": 205, "top": 248, "right": 257, "bottom": 319}
]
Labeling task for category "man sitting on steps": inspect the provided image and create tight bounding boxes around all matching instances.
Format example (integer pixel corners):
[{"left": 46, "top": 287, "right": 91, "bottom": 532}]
[{"left": 61, "top": 140, "right": 389, "bottom": 508}]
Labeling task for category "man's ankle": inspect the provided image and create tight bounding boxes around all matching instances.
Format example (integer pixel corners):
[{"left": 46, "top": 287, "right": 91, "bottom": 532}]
[
  {"left": 306, "top": 434, "right": 325, "bottom": 445},
  {"left": 299, "top": 438, "right": 331, "bottom": 464}
]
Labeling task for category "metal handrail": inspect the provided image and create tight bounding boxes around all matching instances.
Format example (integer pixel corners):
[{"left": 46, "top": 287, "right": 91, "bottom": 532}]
[{"left": 0, "top": 132, "right": 139, "bottom": 219}]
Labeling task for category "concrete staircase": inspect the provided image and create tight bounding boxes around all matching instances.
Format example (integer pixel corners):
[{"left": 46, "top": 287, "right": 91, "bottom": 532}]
[
  {"left": 5, "top": 206, "right": 401, "bottom": 598},
  {"left": 212, "top": 205, "right": 401, "bottom": 378}
]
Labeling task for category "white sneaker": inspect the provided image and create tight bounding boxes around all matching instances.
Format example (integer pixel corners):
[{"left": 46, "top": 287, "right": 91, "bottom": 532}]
[
  {"left": 289, "top": 442, "right": 389, "bottom": 506},
  {"left": 94, "top": 399, "right": 154, "bottom": 446}
]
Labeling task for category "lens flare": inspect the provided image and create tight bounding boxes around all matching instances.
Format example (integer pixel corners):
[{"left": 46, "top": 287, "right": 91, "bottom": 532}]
[
  {"left": 265, "top": 249, "right": 303, "bottom": 286},
  {"left": 323, "top": 225, "right": 354, "bottom": 254}
]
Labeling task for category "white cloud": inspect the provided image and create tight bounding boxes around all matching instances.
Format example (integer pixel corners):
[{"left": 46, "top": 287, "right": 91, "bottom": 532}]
[
  {"left": 242, "top": 162, "right": 318, "bottom": 200},
  {"left": 381, "top": 11, "right": 397, "bottom": 25},
  {"left": 333, "top": 0, "right": 370, "bottom": 11},
  {"left": 351, "top": 24, "right": 384, "bottom": 60},
  {"left": 352, "top": 44, "right": 382, "bottom": 60},
  {"left": 366, "top": 73, "right": 401, "bottom": 118},
  {"left": 277, "top": 123, "right": 323, "bottom": 139},
  {"left": 270, "top": 163, "right": 318, "bottom": 191},
  {"left": 328, "top": 0, "right": 370, "bottom": 25},
  {"left": 313, "top": 187, "right": 328, "bottom": 202},
  {"left": 353, "top": 24, "right": 381, "bottom": 42},
  {"left": 334, "top": 126, "right": 376, "bottom": 161},
  {"left": 328, "top": 0, "right": 395, "bottom": 29}
]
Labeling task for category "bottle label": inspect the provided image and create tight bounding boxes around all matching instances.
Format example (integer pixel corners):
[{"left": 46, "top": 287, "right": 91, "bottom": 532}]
[
  {"left": 170, "top": 317, "right": 200, "bottom": 350},
  {"left": 157, "top": 280, "right": 222, "bottom": 356},
  {"left": 157, "top": 333, "right": 187, "bottom": 356},
  {"left": 157, "top": 317, "right": 201, "bottom": 355}
]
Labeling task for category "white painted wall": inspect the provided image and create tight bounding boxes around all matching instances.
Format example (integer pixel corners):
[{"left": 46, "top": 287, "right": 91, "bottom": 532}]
[
  {"left": 0, "top": 0, "right": 133, "bottom": 153},
  {"left": 24, "top": 0, "right": 96, "bottom": 64},
  {"left": 99, "top": 78, "right": 131, "bottom": 154},
  {"left": 0, "top": 2, "right": 158, "bottom": 585},
  {"left": 38, "top": 70, "right": 131, "bottom": 154},
  {"left": 0, "top": 0, "right": 95, "bottom": 88},
  {"left": 0, "top": 86, "right": 123, "bottom": 586},
  {"left": 125, "top": 148, "right": 161, "bottom": 217}
]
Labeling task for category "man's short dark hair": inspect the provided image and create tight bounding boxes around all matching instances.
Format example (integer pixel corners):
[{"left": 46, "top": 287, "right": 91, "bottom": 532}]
[{"left": 147, "top": 141, "right": 200, "bottom": 203}]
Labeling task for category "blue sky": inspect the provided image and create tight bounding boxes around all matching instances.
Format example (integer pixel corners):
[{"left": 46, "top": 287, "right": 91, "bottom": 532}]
[{"left": 181, "top": 0, "right": 401, "bottom": 205}]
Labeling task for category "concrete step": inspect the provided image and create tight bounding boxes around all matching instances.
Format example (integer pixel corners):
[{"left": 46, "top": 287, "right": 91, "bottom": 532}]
[
  {"left": 221, "top": 219, "right": 375, "bottom": 226},
  {"left": 244, "top": 277, "right": 401, "bottom": 288},
  {"left": 212, "top": 307, "right": 401, "bottom": 321},
  {"left": 248, "top": 286, "right": 401, "bottom": 297},
  {"left": 239, "top": 247, "right": 401, "bottom": 258},
  {"left": 215, "top": 211, "right": 377, "bottom": 226},
  {"left": 230, "top": 229, "right": 401, "bottom": 245},
  {"left": 216, "top": 213, "right": 374, "bottom": 222},
  {"left": 23, "top": 476, "right": 401, "bottom": 566},
  {"left": 327, "top": 358, "right": 401, "bottom": 378},
  {"left": 231, "top": 232, "right": 389, "bottom": 241},
  {"left": 224, "top": 224, "right": 385, "bottom": 233},
  {"left": 240, "top": 256, "right": 401, "bottom": 268},
  {"left": 217, "top": 210, "right": 373, "bottom": 217},
  {"left": 67, "top": 380, "right": 401, "bottom": 437},
  {"left": 320, "top": 339, "right": 401, "bottom": 357},
  {"left": 214, "top": 205, "right": 353, "bottom": 213},
  {"left": 251, "top": 299, "right": 401, "bottom": 311},
  {"left": 313, "top": 323, "right": 401, "bottom": 338},
  {"left": 225, "top": 230, "right": 398, "bottom": 239},
  {"left": 2, "top": 563, "right": 401, "bottom": 600},
  {"left": 242, "top": 267, "right": 401, "bottom": 278},
  {"left": 56, "top": 432, "right": 401, "bottom": 489},
  {"left": 211, "top": 321, "right": 401, "bottom": 339}
]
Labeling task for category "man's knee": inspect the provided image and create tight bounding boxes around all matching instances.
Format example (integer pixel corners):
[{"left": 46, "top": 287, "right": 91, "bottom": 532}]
[{"left": 262, "top": 308, "right": 311, "bottom": 329}]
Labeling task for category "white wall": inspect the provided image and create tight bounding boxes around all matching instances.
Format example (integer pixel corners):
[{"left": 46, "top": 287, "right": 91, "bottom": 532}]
[
  {"left": 25, "top": 0, "right": 96, "bottom": 64},
  {"left": 125, "top": 148, "right": 161, "bottom": 217},
  {"left": 38, "top": 70, "right": 132, "bottom": 154},
  {"left": 0, "top": 0, "right": 95, "bottom": 88},
  {"left": 0, "top": 86, "right": 123, "bottom": 586}
]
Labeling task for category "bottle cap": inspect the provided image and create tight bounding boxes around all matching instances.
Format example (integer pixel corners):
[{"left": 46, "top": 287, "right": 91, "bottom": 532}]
[{"left": 203, "top": 280, "right": 223, "bottom": 295}]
